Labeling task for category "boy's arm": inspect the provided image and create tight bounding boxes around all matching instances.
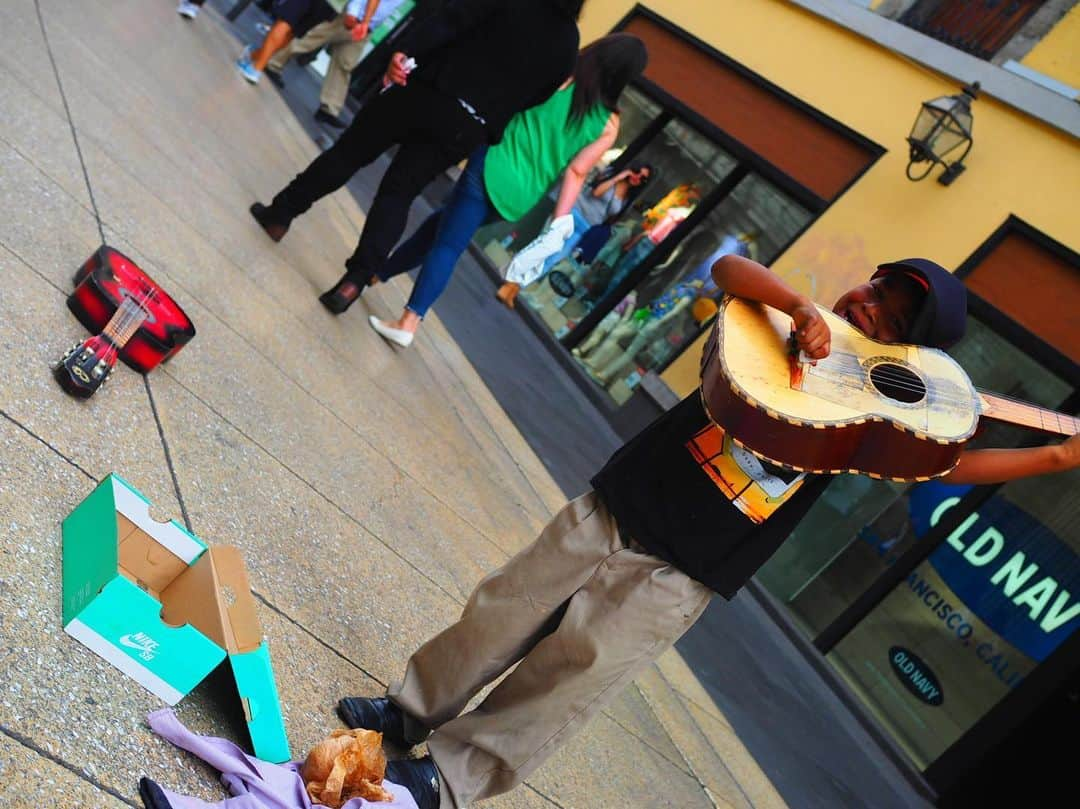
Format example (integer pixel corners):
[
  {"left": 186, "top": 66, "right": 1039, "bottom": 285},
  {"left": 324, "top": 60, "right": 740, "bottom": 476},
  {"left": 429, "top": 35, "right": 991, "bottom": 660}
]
[
  {"left": 942, "top": 434, "right": 1080, "bottom": 485},
  {"left": 711, "top": 253, "right": 831, "bottom": 359}
]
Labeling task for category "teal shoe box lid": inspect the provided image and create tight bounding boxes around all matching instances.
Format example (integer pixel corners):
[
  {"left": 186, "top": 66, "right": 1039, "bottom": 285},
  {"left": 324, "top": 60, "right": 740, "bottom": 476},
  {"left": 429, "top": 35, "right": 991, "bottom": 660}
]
[{"left": 62, "top": 474, "right": 291, "bottom": 762}]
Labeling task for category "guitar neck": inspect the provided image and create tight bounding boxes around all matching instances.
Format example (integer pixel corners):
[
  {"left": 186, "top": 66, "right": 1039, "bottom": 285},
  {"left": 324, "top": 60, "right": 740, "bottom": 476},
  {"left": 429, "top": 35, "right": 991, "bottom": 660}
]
[
  {"left": 977, "top": 391, "right": 1079, "bottom": 437},
  {"left": 102, "top": 297, "right": 149, "bottom": 348}
]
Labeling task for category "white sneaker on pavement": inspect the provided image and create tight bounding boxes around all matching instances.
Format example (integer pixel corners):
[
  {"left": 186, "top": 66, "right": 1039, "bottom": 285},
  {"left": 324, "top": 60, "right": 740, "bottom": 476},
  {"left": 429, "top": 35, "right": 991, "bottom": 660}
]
[{"left": 177, "top": 2, "right": 200, "bottom": 19}]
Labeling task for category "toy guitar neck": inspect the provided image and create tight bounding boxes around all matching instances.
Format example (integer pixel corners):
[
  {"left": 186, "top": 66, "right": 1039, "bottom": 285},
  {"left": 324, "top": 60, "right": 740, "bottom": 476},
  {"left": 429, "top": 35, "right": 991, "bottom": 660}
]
[{"left": 54, "top": 295, "right": 150, "bottom": 398}]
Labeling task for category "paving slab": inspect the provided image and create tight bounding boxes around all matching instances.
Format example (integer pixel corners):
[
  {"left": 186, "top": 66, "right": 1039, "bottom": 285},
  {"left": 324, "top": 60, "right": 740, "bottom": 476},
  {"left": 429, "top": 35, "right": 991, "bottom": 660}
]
[
  {"left": 0, "top": 61, "right": 92, "bottom": 208},
  {"left": 143, "top": 370, "right": 464, "bottom": 683},
  {"left": 0, "top": 732, "right": 131, "bottom": 809}
]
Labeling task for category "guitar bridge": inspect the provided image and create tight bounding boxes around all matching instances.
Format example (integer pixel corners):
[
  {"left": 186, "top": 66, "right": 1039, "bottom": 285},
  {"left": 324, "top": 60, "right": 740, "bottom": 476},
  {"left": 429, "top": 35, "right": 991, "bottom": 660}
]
[{"left": 788, "top": 330, "right": 808, "bottom": 390}]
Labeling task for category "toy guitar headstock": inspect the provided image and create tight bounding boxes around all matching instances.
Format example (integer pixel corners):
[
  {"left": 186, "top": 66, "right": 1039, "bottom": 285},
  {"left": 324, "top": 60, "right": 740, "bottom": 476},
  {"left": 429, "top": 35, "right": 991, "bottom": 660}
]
[
  {"left": 54, "top": 335, "right": 118, "bottom": 398},
  {"left": 54, "top": 291, "right": 149, "bottom": 399}
]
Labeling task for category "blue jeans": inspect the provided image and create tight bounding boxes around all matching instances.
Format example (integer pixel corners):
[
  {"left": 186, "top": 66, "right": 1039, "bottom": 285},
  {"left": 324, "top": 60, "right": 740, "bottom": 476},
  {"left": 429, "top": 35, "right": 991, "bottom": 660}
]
[{"left": 381, "top": 146, "right": 499, "bottom": 317}]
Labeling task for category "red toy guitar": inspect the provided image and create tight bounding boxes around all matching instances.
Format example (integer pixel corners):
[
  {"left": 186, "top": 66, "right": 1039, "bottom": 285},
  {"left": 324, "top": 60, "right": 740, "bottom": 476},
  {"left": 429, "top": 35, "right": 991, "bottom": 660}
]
[{"left": 55, "top": 246, "right": 195, "bottom": 398}]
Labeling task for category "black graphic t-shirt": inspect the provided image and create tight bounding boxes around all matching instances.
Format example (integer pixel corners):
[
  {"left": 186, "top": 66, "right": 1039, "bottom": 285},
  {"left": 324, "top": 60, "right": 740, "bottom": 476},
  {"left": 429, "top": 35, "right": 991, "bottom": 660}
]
[{"left": 591, "top": 392, "right": 828, "bottom": 598}]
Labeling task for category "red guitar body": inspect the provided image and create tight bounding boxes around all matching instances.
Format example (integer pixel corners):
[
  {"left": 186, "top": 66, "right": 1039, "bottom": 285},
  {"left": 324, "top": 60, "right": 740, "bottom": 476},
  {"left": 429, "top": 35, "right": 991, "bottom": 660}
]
[{"left": 69, "top": 246, "right": 195, "bottom": 373}]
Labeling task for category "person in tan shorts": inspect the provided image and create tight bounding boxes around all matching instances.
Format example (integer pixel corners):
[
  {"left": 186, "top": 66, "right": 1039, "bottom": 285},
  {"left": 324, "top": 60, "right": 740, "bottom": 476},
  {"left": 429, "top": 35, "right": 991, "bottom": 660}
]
[{"left": 266, "top": 0, "right": 407, "bottom": 128}]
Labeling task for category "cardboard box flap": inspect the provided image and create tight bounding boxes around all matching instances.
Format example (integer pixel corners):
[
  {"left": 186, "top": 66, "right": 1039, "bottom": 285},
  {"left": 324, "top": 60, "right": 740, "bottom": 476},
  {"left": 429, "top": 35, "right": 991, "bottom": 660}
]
[
  {"left": 110, "top": 476, "right": 204, "bottom": 563},
  {"left": 230, "top": 641, "right": 291, "bottom": 763},
  {"left": 160, "top": 546, "right": 263, "bottom": 654},
  {"left": 117, "top": 515, "right": 189, "bottom": 599}
]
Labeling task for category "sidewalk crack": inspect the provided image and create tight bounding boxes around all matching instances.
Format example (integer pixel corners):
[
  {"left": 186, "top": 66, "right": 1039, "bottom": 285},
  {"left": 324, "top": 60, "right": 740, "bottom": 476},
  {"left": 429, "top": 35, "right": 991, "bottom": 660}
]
[
  {"left": 32, "top": 0, "right": 106, "bottom": 245},
  {"left": 0, "top": 408, "right": 96, "bottom": 481},
  {"left": 0, "top": 723, "right": 139, "bottom": 808},
  {"left": 143, "top": 376, "right": 194, "bottom": 534}
]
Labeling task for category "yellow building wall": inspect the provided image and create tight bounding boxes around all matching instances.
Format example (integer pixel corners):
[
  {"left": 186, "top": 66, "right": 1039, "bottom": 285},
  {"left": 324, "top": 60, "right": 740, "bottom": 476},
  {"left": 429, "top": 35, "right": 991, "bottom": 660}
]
[
  {"left": 1021, "top": 4, "right": 1080, "bottom": 89},
  {"left": 575, "top": 0, "right": 1080, "bottom": 396}
]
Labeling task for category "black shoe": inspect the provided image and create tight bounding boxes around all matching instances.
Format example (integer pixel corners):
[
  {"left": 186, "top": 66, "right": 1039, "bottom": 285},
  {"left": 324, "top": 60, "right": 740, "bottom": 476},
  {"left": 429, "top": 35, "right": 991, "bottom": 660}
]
[
  {"left": 337, "top": 696, "right": 418, "bottom": 745},
  {"left": 265, "top": 69, "right": 285, "bottom": 89},
  {"left": 314, "top": 108, "right": 347, "bottom": 129},
  {"left": 385, "top": 756, "right": 440, "bottom": 809},
  {"left": 318, "top": 273, "right": 366, "bottom": 315},
  {"left": 249, "top": 202, "right": 289, "bottom": 242},
  {"left": 138, "top": 777, "right": 173, "bottom": 809}
]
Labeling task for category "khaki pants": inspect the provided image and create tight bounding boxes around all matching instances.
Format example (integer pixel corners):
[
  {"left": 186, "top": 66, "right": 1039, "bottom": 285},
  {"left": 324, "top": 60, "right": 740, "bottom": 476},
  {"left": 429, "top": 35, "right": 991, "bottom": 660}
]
[
  {"left": 267, "top": 14, "right": 367, "bottom": 116},
  {"left": 389, "top": 492, "right": 713, "bottom": 807}
]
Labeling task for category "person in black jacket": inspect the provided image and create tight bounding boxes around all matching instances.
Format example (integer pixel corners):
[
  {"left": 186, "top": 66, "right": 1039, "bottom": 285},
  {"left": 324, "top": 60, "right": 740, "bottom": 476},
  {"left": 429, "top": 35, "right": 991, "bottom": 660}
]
[{"left": 249, "top": 0, "right": 584, "bottom": 315}]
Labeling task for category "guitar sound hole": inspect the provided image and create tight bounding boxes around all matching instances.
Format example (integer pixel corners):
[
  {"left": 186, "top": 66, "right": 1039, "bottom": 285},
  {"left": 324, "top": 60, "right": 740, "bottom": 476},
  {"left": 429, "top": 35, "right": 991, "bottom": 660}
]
[{"left": 869, "top": 362, "right": 926, "bottom": 404}]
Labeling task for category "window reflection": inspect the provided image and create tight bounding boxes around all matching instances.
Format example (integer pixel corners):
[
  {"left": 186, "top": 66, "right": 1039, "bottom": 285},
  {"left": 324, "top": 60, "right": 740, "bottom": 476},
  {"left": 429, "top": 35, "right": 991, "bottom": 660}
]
[
  {"left": 474, "top": 87, "right": 661, "bottom": 263},
  {"left": 516, "top": 117, "right": 734, "bottom": 392},
  {"left": 568, "top": 173, "right": 812, "bottom": 404}
]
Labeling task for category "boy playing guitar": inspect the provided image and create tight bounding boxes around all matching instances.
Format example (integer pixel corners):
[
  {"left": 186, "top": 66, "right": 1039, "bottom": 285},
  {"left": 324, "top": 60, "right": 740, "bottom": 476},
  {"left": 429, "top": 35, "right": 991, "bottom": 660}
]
[{"left": 322, "top": 257, "right": 1078, "bottom": 809}]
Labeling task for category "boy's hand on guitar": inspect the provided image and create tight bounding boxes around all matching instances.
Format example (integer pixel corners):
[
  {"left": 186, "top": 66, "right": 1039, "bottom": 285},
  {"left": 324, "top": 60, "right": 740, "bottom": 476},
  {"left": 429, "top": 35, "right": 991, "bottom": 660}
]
[{"left": 790, "top": 300, "right": 830, "bottom": 360}]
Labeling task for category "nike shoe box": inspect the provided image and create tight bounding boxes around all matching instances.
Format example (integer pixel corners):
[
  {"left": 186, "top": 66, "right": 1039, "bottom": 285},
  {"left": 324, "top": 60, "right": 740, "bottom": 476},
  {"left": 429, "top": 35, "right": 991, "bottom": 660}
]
[{"left": 61, "top": 474, "right": 291, "bottom": 763}]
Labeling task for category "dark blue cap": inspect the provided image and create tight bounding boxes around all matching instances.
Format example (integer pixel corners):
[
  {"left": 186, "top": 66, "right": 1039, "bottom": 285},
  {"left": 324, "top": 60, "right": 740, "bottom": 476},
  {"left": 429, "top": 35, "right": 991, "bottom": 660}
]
[{"left": 873, "top": 258, "right": 967, "bottom": 349}]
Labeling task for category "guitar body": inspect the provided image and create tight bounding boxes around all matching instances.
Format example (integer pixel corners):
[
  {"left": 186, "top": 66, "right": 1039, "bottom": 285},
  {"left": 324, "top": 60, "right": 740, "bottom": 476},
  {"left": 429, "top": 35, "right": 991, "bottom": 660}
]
[
  {"left": 68, "top": 246, "right": 195, "bottom": 373},
  {"left": 702, "top": 297, "right": 982, "bottom": 481}
]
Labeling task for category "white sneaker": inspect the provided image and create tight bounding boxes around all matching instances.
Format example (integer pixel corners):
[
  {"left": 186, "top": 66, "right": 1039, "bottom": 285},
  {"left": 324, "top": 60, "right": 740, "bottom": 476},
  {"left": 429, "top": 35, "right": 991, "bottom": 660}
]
[
  {"left": 177, "top": 2, "right": 200, "bottom": 19},
  {"left": 368, "top": 316, "right": 414, "bottom": 348}
]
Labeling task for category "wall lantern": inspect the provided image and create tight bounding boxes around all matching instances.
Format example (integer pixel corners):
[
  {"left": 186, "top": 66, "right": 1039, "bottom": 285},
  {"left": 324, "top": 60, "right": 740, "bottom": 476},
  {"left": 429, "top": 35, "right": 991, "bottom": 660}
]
[{"left": 906, "top": 82, "right": 979, "bottom": 186}]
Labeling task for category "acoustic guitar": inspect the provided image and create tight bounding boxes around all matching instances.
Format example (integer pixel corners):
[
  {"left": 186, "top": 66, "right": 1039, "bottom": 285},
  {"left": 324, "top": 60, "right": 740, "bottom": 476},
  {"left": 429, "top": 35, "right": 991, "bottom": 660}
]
[{"left": 701, "top": 296, "right": 1078, "bottom": 482}]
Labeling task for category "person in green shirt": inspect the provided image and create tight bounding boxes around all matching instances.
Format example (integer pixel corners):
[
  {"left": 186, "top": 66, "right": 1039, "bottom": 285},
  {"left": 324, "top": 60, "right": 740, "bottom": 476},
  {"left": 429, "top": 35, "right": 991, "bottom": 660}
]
[{"left": 359, "top": 33, "right": 649, "bottom": 347}]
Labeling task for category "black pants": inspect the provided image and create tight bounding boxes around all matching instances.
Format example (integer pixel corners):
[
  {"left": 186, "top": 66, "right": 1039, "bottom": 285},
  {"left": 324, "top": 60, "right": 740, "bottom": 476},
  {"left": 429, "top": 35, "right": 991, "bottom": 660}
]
[{"left": 267, "top": 81, "right": 487, "bottom": 280}]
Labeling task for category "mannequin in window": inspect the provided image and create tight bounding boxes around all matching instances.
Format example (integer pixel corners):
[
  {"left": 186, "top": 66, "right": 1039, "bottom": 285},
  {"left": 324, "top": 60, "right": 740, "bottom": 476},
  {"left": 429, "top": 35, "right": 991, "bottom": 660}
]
[
  {"left": 585, "top": 279, "right": 705, "bottom": 385},
  {"left": 571, "top": 290, "right": 638, "bottom": 365},
  {"left": 582, "top": 204, "right": 694, "bottom": 305},
  {"left": 632, "top": 229, "right": 720, "bottom": 305},
  {"left": 683, "top": 231, "right": 758, "bottom": 295},
  {"left": 551, "top": 215, "right": 639, "bottom": 306}
]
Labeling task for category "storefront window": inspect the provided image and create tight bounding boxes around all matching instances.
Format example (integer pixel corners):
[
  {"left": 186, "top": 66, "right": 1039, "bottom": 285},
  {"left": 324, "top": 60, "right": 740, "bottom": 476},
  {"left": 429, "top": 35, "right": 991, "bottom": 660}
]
[
  {"left": 567, "top": 173, "right": 812, "bottom": 404},
  {"left": 827, "top": 457, "right": 1079, "bottom": 770},
  {"left": 754, "top": 315, "right": 1077, "bottom": 770}
]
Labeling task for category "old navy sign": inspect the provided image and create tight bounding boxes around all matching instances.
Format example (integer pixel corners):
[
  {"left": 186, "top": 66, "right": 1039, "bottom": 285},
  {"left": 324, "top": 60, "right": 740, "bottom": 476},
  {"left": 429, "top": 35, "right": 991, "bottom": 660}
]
[{"left": 910, "top": 482, "right": 1080, "bottom": 662}]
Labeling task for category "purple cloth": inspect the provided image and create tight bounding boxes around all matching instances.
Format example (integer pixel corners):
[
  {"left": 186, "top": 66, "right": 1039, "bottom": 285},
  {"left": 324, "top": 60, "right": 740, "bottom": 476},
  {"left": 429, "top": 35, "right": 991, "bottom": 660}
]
[{"left": 146, "top": 709, "right": 418, "bottom": 809}]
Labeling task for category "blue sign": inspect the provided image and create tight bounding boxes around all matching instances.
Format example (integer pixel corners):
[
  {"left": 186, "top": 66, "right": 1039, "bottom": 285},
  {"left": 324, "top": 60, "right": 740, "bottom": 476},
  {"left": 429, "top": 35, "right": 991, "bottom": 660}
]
[{"left": 908, "top": 482, "right": 1080, "bottom": 662}]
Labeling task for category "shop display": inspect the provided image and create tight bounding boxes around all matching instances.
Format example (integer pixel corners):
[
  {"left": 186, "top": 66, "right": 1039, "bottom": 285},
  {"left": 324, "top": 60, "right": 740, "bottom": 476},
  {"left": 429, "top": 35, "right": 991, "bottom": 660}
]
[
  {"left": 701, "top": 297, "right": 1079, "bottom": 480},
  {"left": 582, "top": 280, "right": 704, "bottom": 386}
]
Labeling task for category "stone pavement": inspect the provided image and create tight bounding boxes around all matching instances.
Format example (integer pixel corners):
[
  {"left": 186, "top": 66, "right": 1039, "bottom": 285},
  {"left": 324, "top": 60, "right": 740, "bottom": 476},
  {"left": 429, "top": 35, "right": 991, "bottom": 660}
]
[{"left": 0, "top": 2, "right": 789, "bottom": 807}]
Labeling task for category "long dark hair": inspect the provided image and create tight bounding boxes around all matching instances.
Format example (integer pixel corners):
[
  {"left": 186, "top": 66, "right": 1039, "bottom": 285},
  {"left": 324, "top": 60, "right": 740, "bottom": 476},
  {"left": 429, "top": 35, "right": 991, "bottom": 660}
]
[
  {"left": 569, "top": 33, "right": 648, "bottom": 123},
  {"left": 550, "top": 0, "right": 586, "bottom": 20}
]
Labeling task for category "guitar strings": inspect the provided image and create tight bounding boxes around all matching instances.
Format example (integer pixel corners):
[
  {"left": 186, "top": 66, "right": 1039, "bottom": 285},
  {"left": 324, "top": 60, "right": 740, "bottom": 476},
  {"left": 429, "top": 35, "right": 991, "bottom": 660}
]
[
  {"left": 100, "top": 284, "right": 154, "bottom": 364},
  {"left": 804, "top": 351, "right": 1077, "bottom": 433}
]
